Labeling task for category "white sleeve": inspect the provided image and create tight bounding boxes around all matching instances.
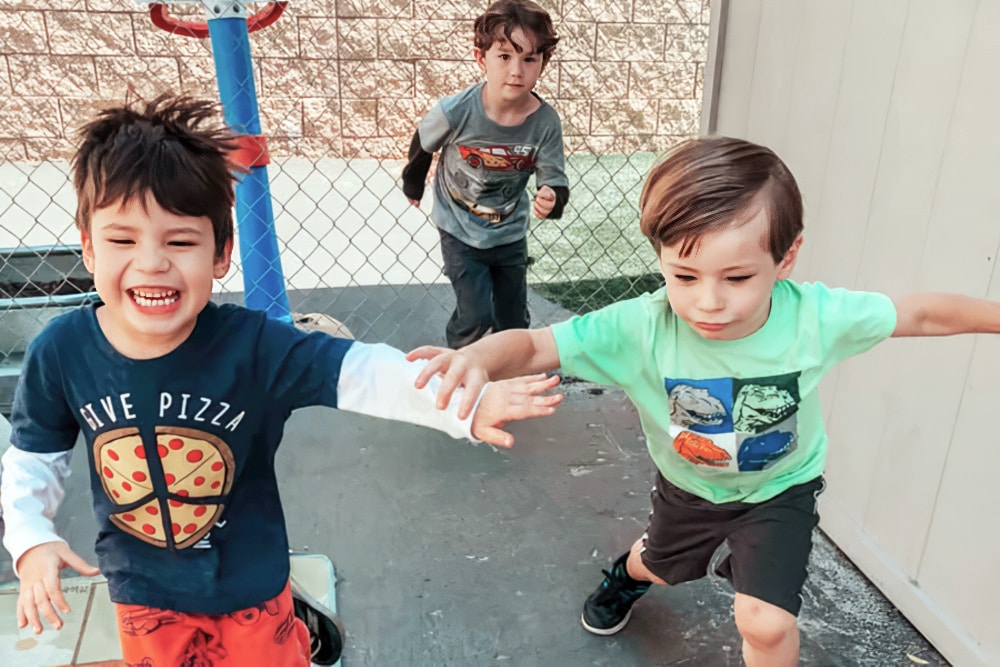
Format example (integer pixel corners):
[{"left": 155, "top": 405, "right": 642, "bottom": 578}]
[
  {"left": 336, "top": 342, "right": 486, "bottom": 441},
  {"left": 0, "top": 445, "right": 71, "bottom": 575}
]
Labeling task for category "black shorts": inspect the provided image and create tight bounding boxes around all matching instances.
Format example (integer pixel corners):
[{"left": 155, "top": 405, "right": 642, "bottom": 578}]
[{"left": 640, "top": 473, "right": 825, "bottom": 616}]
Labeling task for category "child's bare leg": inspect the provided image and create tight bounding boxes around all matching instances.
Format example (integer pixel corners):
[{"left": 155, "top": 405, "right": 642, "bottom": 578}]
[
  {"left": 625, "top": 538, "right": 667, "bottom": 585},
  {"left": 733, "top": 593, "right": 798, "bottom": 667}
]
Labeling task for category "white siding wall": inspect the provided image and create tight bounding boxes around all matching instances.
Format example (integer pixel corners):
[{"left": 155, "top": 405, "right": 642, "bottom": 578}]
[{"left": 704, "top": 1, "right": 1000, "bottom": 665}]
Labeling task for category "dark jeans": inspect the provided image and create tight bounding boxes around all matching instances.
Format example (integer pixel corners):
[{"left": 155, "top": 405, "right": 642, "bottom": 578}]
[{"left": 438, "top": 229, "right": 529, "bottom": 349}]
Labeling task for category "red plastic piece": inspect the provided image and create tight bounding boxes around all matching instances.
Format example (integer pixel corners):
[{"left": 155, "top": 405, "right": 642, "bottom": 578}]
[
  {"left": 149, "top": 2, "right": 287, "bottom": 39},
  {"left": 228, "top": 134, "right": 270, "bottom": 169}
]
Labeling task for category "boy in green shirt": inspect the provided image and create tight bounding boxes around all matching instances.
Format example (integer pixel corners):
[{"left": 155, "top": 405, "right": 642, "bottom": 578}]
[{"left": 406, "top": 136, "right": 1000, "bottom": 666}]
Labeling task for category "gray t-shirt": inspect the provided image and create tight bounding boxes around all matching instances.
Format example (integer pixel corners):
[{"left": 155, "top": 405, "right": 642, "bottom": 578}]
[{"left": 418, "top": 83, "right": 568, "bottom": 249}]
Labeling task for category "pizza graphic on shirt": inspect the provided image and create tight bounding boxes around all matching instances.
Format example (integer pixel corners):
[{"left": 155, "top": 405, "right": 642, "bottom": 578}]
[{"left": 94, "top": 426, "right": 235, "bottom": 549}]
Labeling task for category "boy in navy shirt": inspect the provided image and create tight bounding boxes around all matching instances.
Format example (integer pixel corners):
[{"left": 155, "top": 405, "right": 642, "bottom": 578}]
[{"left": 0, "top": 94, "right": 561, "bottom": 667}]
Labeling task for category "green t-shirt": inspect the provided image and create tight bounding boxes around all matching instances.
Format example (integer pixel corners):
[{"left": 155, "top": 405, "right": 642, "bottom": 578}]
[{"left": 551, "top": 281, "right": 897, "bottom": 504}]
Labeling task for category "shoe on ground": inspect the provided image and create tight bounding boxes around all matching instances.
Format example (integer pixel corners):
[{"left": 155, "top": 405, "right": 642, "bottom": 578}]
[
  {"left": 290, "top": 575, "right": 345, "bottom": 665},
  {"left": 580, "top": 552, "right": 651, "bottom": 635}
]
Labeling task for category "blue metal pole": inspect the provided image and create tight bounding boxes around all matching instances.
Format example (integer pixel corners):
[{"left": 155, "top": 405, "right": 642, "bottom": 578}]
[{"left": 207, "top": 16, "right": 291, "bottom": 322}]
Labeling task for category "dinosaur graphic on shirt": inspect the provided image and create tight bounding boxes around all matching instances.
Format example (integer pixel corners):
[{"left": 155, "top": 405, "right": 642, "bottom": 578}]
[
  {"left": 733, "top": 384, "right": 796, "bottom": 433},
  {"left": 669, "top": 384, "right": 727, "bottom": 428},
  {"left": 738, "top": 430, "right": 796, "bottom": 471}
]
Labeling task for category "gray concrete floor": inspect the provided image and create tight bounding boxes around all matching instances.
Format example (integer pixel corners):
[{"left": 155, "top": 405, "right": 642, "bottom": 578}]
[
  {"left": 0, "top": 288, "right": 950, "bottom": 666},
  {"left": 275, "top": 383, "right": 948, "bottom": 667}
]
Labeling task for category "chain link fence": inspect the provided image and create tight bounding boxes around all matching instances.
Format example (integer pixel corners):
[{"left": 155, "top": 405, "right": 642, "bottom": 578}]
[{"left": 0, "top": 1, "right": 709, "bottom": 405}]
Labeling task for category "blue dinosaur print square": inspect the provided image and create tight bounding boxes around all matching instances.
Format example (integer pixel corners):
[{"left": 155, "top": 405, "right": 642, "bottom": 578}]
[{"left": 736, "top": 413, "right": 798, "bottom": 471}]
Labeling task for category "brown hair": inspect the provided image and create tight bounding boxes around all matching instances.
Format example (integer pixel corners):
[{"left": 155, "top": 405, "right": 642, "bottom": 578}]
[
  {"left": 639, "top": 136, "right": 803, "bottom": 263},
  {"left": 474, "top": 0, "right": 560, "bottom": 69},
  {"left": 72, "top": 93, "right": 242, "bottom": 259}
]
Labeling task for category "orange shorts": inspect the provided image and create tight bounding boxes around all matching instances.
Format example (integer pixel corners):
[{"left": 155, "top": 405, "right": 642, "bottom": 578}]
[{"left": 114, "top": 580, "right": 312, "bottom": 667}]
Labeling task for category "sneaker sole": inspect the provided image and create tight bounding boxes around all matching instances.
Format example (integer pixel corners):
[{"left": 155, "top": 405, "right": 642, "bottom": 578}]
[
  {"left": 580, "top": 608, "right": 633, "bottom": 636},
  {"left": 290, "top": 576, "right": 345, "bottom": 665}
]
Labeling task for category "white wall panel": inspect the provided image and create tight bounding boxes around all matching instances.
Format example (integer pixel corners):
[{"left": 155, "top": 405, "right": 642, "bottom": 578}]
[
  {"left": 777, "top": 1, "right": 851, "bottom": 274},
  {"left": 914, "top": 0, "right": 1000, "bottom": 657},
  {"left": 806, "top": 1, "right": 907, "bottom": 288},
  {"left": 705, "top": 1, "right": 998, "bottom": 664},
  {"left": 863, "top": 0, "right": 991, "bottom": 578},
  {"left": 809, "top": 2, "right": 908, "bottom": 528},
  {"left": 854, "top": 0, "right": 975, "bottom": 574},
  {"left": 744, "top": 1, "right": 800, "bottom": 149},
  {"left": 710, "top": 0, "right": 760, "bottom": 138}
]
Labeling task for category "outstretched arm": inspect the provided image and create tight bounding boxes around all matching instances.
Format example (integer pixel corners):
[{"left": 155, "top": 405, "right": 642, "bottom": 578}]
[
  {"left": 408, "top": 327, "right": 561, "bottom": 419},
  {"left": 892, "top": 293, "right": 1000, "bottom": 337},
  {"left": 336, "top": 341, "right": 559, "bottom": 447}
]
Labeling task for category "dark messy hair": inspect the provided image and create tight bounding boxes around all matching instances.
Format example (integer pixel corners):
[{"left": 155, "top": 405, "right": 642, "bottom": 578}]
[
  {"left": 72, "top": 93, "right": 243, "bottom": 259},
  {"left": 474, "top": 0, "right": 560, "bottom": 69},
  {"left": 639, "top": 136, "right": 803, "bottom": 263}
]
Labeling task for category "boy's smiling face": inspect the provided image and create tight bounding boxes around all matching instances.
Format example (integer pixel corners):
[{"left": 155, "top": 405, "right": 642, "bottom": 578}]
[
  {"left": 476, "top": 27, "right": 544, "bottom": 106},
  {"left": 659, "top": 208, "right": 802, "bottom": 341},
  {"left": 81, "top": 193, "right": 232, "bottom": 359}
]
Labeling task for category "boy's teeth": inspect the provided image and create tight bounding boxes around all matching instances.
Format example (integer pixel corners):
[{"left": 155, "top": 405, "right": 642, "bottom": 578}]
[{"left": 132, "top": 289, "right": 178, "bottom": 307}]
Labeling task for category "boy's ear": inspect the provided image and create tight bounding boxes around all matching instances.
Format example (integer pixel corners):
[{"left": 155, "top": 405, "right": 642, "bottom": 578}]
[
  {"left": 474, "top": 48, "right": 487, "bottom": 73},
  {"left": 214, "top": 238, "right": 234, "bottom": 280},
  {"left": 776, "top": 234, "right": 804, "bottom": 280},
  {"left": 80, "top": 228, "right": 95, "bottom": 274}
]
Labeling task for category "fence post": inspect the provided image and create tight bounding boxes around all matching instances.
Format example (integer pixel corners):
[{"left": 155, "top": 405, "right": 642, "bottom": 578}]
[
  {"left": 141, "top": 1, "right": 292, "bottom": 321},
  {"left": 207, "top": 12, "right": 291, "bottom": 322}
]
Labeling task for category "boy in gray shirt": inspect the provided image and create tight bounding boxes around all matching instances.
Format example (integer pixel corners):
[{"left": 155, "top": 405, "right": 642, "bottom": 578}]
[{"left": 402, "top": 0, "right": 569, "bottom": 349}]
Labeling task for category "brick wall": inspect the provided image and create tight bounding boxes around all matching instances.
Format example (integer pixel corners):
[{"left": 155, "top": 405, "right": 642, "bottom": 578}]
[{"left": 0, "top": 0, "right": 709, "bottom": 161}]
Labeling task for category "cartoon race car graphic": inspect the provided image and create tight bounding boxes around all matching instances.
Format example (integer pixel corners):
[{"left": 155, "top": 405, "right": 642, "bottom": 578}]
[{"left": 458, "top": 144, "right": 534, "bottom": 171}]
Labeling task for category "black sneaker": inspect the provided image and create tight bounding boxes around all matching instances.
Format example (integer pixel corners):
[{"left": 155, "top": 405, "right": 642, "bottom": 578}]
[
  {"left": 580, "top": 552, "right": 651, "bottom": 635},
  {"left": 290, "top": 576, "right": 345, "bottom": 665}
]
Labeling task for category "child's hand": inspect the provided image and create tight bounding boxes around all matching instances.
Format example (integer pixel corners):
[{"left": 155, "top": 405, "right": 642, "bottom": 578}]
[
  {"left": 16, "top": 541, "right": 100, "bottom": 634},
  {"left": 471, "top": 373, "right": 562, "bottom": 447},
  {"left": 408, "top": 346, "right": 489, "bottom": 419},
  {"left": 407, "top": 197, "right": 421, "bottom": 207},
  {"left": 533, "top": 186, "right": 556, "bottom": 218}
]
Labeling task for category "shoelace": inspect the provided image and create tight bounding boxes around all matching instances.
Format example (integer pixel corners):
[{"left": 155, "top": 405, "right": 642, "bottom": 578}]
[
  {"left": 302, "top": 607, "right": 325, "bottom": 658},
  {"left": 599, "top": 566, "right": 648, "bottom": 598}
]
